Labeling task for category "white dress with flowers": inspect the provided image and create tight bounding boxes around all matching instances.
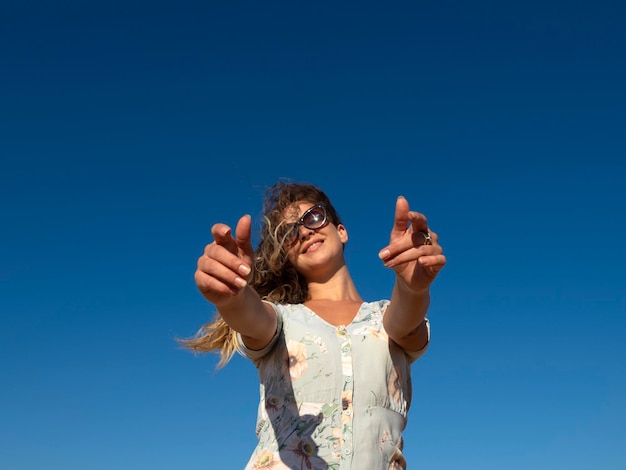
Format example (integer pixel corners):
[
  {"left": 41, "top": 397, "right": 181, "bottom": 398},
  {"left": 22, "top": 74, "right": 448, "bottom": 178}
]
[{"left": 236, "top": 300, "right": 429, "bottom": 470}]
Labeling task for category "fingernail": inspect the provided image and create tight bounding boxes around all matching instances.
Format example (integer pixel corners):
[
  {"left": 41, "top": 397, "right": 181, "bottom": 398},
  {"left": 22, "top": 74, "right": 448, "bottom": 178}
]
[
  {"left": 234, "top": 277, "right": 247, "bottom": 288},
  {"left": 397, "top": 195, "right": 405, "bottom": 200},
  {"left": 238, "top": 264, "right": 251, "bottom": 275},
  {"left": 378, "top": 249, "right": 390, "bottom": 260}
]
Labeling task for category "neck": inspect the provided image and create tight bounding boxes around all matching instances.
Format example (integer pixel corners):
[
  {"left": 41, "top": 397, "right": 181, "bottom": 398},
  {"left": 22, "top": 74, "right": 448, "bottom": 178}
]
[{"left": 306, "top": 266, "right": 362, "bottom": 303}]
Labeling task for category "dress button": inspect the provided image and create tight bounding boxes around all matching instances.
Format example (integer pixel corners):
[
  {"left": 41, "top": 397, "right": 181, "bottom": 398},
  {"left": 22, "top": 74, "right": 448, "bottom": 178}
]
[
  {"left": 345, "top": 410, "right": 352, "bottom": 416},
  {"left": 345, "top": 376, "right": 352, "bottom": 383},
  {"left": 343, "top": 448, "right": 352, "bottom": 455}
]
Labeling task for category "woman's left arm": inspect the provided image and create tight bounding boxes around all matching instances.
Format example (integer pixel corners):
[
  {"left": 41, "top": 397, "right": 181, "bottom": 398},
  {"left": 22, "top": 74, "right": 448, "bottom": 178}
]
[{"left": 378, "top": 196, "right": 446, "bottom": 351}]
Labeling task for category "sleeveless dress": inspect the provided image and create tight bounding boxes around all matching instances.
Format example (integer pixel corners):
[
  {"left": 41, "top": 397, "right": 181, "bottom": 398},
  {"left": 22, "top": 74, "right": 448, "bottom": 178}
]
[{"left": 236, "top": 300, "right": 430, "bottom": 470}]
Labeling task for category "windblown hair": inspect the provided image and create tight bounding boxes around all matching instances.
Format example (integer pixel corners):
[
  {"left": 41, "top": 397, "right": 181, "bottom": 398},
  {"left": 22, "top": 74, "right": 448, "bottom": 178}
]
[{"left": 179, "top": 180, "right": 343, "bottom": 368}]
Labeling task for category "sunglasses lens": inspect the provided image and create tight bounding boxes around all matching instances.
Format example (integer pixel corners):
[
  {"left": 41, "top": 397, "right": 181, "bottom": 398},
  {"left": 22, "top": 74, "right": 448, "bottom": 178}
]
[
  {"left": 284, "top": 224, "right": 299, "bottom": 245},
  {"left": 302, "top": 207, "right": 325, "bottom": 228}
]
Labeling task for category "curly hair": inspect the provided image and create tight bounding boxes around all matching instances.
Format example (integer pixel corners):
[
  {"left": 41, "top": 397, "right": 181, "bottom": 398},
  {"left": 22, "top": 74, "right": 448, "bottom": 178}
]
[{"left": 179, "top": 180, "right": 343, "bottom": 368}]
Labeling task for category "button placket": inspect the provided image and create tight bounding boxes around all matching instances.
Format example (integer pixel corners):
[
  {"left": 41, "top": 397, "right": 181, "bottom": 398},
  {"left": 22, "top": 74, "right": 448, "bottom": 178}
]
[{"left": 338, "top": 325, "right": 354, "bottom": 464}]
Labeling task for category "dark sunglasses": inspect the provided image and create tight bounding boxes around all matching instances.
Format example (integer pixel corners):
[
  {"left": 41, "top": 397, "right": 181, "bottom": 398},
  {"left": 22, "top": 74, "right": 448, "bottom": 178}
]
[{"left": 283, "top": 204, "right": 328, "bottom": 245}]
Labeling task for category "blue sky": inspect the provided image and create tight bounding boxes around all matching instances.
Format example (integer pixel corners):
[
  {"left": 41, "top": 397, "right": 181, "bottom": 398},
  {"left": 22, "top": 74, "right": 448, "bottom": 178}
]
[{"left": 1, "top": 1, "right": 625, "bottom": 469}]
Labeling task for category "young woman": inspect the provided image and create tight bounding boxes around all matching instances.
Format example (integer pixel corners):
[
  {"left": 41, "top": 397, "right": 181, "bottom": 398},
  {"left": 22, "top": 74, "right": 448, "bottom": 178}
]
[{"left": 182, "top": 181, "right": 446, "bottom": 469}]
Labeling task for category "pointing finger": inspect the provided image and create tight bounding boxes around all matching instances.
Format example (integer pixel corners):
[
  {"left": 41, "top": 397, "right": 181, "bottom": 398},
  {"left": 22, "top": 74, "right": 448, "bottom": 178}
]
[{"left": 211, "top": 223, "right": 238, "bottom": 254}]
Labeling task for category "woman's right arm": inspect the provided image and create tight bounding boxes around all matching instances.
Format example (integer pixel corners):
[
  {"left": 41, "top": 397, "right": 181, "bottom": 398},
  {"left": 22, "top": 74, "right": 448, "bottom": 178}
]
[{"left": 194, "top": 214, "right": 277, "bottom": 350}]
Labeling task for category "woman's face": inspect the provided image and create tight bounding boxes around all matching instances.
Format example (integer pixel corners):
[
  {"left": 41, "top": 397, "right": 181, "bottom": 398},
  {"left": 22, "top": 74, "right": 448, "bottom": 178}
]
[{"left": 284, "top": 201, "right": 348, "bottom": 278}]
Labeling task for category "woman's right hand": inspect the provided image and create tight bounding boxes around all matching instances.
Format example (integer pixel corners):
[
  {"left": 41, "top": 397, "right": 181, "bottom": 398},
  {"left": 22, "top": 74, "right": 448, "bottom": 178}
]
[{"left": 194, "top": 214, "right": 255, "bottom": 307}]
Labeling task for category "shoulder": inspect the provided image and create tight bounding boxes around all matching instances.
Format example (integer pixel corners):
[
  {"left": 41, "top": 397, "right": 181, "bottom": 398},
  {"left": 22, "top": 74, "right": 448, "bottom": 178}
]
[
  {"left": 271, "top": 302, "right": 305, "bottom": 315},
  {"left": 362, "top": 299, "right": 390, "bottom": 315}
]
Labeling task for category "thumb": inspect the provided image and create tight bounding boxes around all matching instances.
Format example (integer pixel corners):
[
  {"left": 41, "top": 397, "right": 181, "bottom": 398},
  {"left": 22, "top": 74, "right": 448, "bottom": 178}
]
[
  {"left": 235, "top": 214, "right": 255, "bottom": 265},
  {"left": 390, "top": 196, "right": 410, "bottom": 241}
]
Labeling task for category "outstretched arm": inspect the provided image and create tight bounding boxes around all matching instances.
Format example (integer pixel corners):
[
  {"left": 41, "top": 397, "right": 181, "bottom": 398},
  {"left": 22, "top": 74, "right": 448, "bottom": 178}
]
[
  {"left": 195, "top": 214, "right": 277, "bottom": 350},
  {"left": 378, "top": 196, "right": 446, "bottom": 352}
]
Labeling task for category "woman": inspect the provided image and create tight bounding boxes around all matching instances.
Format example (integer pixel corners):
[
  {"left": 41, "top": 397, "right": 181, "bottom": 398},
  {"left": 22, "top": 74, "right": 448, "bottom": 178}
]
[{"left": 182, "top": 180, "right": 446, "bottom": 469}]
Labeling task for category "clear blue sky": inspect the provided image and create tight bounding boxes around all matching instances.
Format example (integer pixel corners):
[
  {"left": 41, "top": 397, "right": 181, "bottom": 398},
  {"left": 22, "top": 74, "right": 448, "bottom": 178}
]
[{"left": 1, "top": 1, "right": 625, "bottom": 469}]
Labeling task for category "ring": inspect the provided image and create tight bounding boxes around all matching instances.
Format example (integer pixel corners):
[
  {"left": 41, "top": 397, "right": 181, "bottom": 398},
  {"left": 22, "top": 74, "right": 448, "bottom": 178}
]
[{"left": 421, "top": 231, "right": 432, "bottom": 246}]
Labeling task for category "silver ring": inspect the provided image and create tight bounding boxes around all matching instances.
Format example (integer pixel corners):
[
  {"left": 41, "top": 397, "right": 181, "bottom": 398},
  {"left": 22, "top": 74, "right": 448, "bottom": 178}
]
[{"left": 421, "top": 231, "right": 432, "bottom": 246}]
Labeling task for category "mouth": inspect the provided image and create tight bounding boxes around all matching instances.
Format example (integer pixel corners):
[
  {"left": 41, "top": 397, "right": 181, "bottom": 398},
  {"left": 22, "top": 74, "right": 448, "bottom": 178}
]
[{"left": 302, "top": 240, "right": 323, "bottom": 254}]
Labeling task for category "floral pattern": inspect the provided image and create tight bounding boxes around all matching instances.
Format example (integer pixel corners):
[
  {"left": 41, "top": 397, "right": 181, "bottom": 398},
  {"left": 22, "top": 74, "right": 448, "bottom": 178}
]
[{"left": 237, "top": 300, "right": 429, "bottom": 469}]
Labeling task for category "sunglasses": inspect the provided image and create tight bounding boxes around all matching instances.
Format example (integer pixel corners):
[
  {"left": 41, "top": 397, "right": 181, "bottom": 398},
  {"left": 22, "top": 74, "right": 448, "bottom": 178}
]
[{"left": 283, "top": 204, "right": 328, "bottom": 245}]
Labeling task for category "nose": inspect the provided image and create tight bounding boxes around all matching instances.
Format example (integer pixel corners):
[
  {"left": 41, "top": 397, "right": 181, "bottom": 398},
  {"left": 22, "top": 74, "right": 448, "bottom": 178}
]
[{"left": 298, "top": 224, "right": 314, "bottom": 241}]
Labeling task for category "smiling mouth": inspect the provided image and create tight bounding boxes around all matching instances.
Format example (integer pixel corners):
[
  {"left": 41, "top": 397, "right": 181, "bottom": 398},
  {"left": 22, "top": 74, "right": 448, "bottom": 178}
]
[{"left": 303, "top": 240, "right": 323, "bottom": 254}]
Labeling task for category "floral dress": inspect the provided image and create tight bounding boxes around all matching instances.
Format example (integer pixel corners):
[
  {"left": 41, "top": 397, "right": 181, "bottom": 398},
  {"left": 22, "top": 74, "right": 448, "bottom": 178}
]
[{"left": 236, "top": 300, "right": 430, "bottom": 470}]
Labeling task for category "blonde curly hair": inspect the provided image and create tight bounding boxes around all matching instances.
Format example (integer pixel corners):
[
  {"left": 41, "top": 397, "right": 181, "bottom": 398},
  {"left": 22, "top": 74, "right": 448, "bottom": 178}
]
[{"left": 179, "top": 180, "right": 342, "bottom": 368}]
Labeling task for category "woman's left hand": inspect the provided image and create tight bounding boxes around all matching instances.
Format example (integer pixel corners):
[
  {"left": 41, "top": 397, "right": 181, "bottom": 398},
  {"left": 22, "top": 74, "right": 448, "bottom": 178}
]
[{"left": 378, "top": 196, "right": 446, "bottom": 293}]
